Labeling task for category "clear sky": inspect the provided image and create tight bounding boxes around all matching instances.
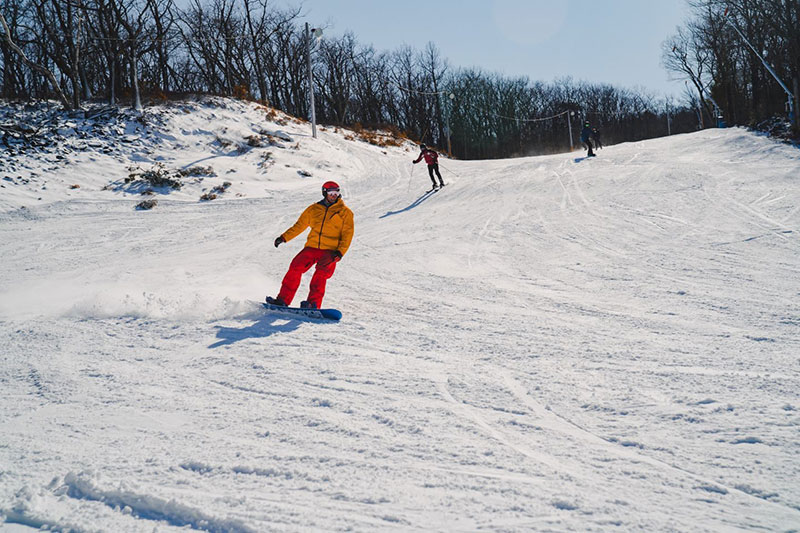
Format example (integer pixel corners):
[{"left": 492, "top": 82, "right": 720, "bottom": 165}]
[{"left": 278, "top": 0, "right": 692, "bottom": 99}]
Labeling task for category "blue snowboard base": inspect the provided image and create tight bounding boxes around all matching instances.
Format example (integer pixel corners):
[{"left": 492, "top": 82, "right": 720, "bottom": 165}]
[{"left": 263, "top": 302, "right": 342, "bottom": 321}]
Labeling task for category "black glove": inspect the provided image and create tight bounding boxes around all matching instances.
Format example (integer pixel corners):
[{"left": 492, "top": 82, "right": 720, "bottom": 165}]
[
  {"left": 412, "top": 160, "right": 417, "bottom": 164},
  {"left": 274, "top": 236, "right": 285, "bottom": 248},
  {"left": 331, "top": 250, "right": 342, "bottom": 262}
]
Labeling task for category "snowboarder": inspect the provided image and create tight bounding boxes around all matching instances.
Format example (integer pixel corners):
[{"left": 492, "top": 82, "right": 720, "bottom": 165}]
[
  {"left": 413, "top": 143, "right": 445, "bottom": 190},
  {"left": 591, "top": 126, "right": 603, "bottom": 149},
  {"left": 266, "top": 181, "right": 354, "bottom": 309},
  {"left": 580, "top": 121, "right": 595, "bottom": 157}
]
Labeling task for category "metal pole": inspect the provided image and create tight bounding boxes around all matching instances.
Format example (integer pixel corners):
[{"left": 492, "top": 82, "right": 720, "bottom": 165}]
[
  {"left": 445, "top": 118, "right": 452, "bottom": 156},
  {"left": 305, "top": 23, "right": 317, "bottom": 139},
  {"left": 567, "top": 111, "right": 573, "bottom": 150},
  {"left": 446, "top": 93, "right": 454, "bottom": 155}
]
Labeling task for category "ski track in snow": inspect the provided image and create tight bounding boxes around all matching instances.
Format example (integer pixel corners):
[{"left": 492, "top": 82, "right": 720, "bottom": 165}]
[{"left": 1, "top": 100, "right": 800, "bottom": 531}]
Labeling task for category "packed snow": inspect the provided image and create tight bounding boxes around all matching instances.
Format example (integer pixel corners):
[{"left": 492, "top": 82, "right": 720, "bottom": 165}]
[{"left": 1, "top": 98, "right": 799, "bottom": 532}]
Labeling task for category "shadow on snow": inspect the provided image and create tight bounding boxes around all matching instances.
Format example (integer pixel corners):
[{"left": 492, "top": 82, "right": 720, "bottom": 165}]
[
  {"left": 380, "top": 190, "right": 436, "bottom": 218},
  {"left": 209, "top": 307, "right": 335, "bottom": 347}
]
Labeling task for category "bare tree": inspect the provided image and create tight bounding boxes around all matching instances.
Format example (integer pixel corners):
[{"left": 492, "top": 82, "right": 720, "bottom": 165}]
[
  {"left": 392, "top": 46, "right": 427, "bottom": 140},
  {"left": 317, "top": 32, "right": 356, "bottom": 125},
  {"left": 241, "top": 0, "right": 299, "bottom": 104},
  {"left": 350, "top": 44, "right": 392, "bottom": 127},
  {"left": 148, "top": 0, "right": 175, "bottom": 93},
  {"left": 30, "top": 0, "right": 88, "bottom": 109},
  {"left": 0, "top": 11, "right": 73, "bottom": 108},
  {"left": 179, "top": 0, "right": 251, "bottom": 97},
  {"left": 663, "top": 26, "right": 715, "bottom": 126},
  {"left": 419, "top": 42, "right": 448, "bottom": 147},
  {"left": 111, "top": 0, "right": 155, "bottom": 111},
  {"left": 1, "top": 0, "right": 30, "bottom": 99}
]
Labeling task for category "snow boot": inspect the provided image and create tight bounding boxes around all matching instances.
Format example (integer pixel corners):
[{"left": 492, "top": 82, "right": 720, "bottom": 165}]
[
  {"left": 300, "top": 300, "right": 318, "bottom": 309},
  {"left": 266, "top": 296, "right": 287, "bottom": 306}
]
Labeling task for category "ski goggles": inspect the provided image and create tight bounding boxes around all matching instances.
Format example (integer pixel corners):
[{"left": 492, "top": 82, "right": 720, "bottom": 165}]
[{"left": 325, "top": 189, "right": 341, "bottom": 197}]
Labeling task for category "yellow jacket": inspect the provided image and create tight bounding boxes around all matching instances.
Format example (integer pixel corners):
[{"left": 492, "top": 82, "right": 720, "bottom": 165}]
[{"left": 281, "top": 199, "right": 354, "bottom": 256}]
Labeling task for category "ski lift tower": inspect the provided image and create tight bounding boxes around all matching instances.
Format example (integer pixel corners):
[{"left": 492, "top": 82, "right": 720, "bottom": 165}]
[
  {"left": 700, "top": 83, "right": 725, "bottom": 127},
  {"left": 723, "top": 8, "right": 795, "bottom": 126}
]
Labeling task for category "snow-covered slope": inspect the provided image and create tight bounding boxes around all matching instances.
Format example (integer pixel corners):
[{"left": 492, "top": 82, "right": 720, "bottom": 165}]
[{"left": 1, "top": 99, "right": 799, "bottom": 532}]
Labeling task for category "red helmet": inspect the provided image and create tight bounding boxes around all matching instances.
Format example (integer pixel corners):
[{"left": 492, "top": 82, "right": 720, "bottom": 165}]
[{"left": 322, "top": 181, "right": 340, "bottom": 196}]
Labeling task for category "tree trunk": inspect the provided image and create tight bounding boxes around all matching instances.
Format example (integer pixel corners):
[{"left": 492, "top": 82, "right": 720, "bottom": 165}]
[
  {"left": 110, "top": 60, "right": 116, "bottom": 104},
  {"left": 80, "top": 64, "right": 92, "bottom": 101},
  {"left": 70, "top": 4, "right": 84, "bottom": 109},
  {"left": 794, "top": 76, "right": 799, "bottom": 130},
  {"left": 131, "top": 44, "right": 142, "bottom": 111}
]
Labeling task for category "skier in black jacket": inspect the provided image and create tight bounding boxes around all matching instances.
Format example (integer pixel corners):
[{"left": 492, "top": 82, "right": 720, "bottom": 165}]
[
  {"left": 580, "top": 122, "right": 595, "bottom": 157},
  {"left": 591, "top": 127, "right": 603, "bottom": 149}
]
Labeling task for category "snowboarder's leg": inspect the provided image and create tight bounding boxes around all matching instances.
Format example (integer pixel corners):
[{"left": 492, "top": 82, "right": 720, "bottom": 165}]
[
  {"left": 307, "top": 252, "right": 338, "bottom": 308},
  {"left": 277, "top": 247, "right": 317, "bottom": 305},
  {"left": 432, "top": 163, "right": 444, "bottom": 187},
  {"left": 427, "top": 165, "right": 437, "bottom": 188}
]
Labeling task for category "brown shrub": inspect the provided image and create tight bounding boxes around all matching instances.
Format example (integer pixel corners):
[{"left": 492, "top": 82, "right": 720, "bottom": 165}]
[
  {"left": 350, "top": 126, "right": 404, "bottom": 148},
  {"left": 233, "top": 84, "right": 251, "bottom": 101}
]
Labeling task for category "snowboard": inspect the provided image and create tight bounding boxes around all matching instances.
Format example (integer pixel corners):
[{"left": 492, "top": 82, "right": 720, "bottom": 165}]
[{"left": 263, "top": 302, "right": 342, "bottom": 321}]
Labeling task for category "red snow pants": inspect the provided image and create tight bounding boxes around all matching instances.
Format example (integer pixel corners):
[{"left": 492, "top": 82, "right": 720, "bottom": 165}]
[{"left": 277, "top": 247, "right": 338, "bottom": 308}]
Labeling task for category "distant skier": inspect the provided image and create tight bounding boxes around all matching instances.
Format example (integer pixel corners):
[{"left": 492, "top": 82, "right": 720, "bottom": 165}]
[
  {"left": 591, "top": 126, "right": 603, "bottom": 149},
  {"left": 580, "top": 121, "right": 596, "bottom": 157},
  {"left": 266, "top": 181, "right": 354, "bottom": 309},
  {"left": 413, "top": 143, "right": 445, "bottom": 190}
]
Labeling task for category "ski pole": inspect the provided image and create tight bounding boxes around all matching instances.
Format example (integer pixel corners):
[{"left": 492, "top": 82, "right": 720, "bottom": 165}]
[{"left": 438, "top": 162, "right": 459, "bottom": 178}]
